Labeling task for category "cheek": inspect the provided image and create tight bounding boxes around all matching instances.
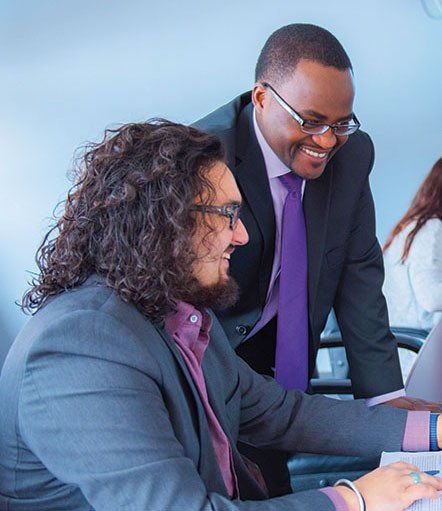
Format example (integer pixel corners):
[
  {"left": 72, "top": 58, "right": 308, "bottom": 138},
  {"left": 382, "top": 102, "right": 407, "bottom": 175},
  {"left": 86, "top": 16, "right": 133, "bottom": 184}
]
[
  {"left": 199, "top": 231, "right": 228, "bottom": 263},
  {"left": 271, "top": 126, "right": 305, "bottom": 156},
  {"left": 275, "top": 117, "right": 309, "bottom": 148},
  {"left": 190, "top": 230, "right": 204, "bottom": 258},
  {"left": 264, "top": 110, "right": 294, "bottom": 145}
]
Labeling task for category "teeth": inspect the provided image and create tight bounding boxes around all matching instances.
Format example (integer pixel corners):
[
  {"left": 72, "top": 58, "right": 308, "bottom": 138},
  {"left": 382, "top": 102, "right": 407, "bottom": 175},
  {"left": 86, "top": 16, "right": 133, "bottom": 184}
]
[
  {"left": 223, "top": 254, "right": 230, "bottom": 260},
  {"left": 300, "top": 146, "right": 327, "bottom": 158}
]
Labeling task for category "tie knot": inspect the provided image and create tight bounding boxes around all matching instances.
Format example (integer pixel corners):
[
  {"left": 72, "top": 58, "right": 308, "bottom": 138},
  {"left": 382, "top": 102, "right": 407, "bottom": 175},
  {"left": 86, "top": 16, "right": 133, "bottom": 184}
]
[{"left": 279, "top": 172, "right": 302, "bottom": 194}]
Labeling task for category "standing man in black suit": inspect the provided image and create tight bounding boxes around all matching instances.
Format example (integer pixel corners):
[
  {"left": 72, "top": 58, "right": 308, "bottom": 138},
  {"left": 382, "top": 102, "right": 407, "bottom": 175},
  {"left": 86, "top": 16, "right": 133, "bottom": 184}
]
[{"left": 195, "top": 23, "right": 442, "bottom": 495}]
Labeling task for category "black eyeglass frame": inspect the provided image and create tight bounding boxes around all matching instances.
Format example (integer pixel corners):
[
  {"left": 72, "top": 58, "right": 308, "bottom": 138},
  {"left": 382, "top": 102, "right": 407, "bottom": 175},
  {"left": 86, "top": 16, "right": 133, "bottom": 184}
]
[
  {"left": 191, "top": 204, "right": 241, "bottom": 230},
  {"left": 262, "top": 82, "right": 361, "bottom": 136}
]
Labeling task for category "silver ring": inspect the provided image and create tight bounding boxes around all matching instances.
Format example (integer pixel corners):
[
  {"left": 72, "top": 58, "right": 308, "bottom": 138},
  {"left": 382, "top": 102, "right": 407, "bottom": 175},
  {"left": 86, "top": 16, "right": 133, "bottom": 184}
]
[{"left": 410, "top": 471, "right": 422, "bottom": 484}]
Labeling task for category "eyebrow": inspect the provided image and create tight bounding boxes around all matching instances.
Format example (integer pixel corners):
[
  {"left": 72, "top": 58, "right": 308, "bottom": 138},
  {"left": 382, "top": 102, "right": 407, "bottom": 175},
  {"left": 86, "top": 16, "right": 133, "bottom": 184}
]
[{"left": 299, "top": 109, "right": 354, "bottom": 123}]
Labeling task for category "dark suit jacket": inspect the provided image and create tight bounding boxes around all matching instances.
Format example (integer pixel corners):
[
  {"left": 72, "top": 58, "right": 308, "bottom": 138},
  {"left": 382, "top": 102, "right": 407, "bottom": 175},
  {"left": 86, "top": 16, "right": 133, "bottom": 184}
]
[
  {"left": 195, "top": 93, "right": 404, "bottom": 398},
  {"left": 0, "top": 277, "right": 408, "bottom": 510}
]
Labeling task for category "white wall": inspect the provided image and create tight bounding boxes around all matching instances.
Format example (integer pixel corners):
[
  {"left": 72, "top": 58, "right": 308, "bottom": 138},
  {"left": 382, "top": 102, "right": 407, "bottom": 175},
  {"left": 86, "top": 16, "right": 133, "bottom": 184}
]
[{"left": 0, "top": 0, "right": 441, "bottom": 354}]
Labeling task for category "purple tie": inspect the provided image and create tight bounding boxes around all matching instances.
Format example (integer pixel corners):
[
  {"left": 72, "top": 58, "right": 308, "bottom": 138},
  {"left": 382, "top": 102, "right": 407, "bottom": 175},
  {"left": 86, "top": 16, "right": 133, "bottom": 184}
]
[{"left": 275, "top": 172, "right": 308, "bottom": 391}]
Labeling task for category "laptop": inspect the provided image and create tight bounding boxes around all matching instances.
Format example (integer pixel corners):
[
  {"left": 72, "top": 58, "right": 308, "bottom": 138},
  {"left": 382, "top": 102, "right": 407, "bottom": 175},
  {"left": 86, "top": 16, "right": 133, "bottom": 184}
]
[{"left": 405, "top": 318, "right": 442, "bottom": 402}]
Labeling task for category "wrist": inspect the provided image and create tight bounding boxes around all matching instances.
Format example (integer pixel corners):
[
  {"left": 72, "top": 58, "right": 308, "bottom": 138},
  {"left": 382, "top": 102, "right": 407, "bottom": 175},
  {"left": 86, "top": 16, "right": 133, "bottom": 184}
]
[{"left": 333, "top": 485, "right": 360, "bottom": 511}]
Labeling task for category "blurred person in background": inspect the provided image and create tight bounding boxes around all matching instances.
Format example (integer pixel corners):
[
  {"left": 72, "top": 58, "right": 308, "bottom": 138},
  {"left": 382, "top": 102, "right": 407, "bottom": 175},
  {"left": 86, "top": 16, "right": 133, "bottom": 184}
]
[{"left": 383, "top": 157, "right": 442, "bottom": 332}]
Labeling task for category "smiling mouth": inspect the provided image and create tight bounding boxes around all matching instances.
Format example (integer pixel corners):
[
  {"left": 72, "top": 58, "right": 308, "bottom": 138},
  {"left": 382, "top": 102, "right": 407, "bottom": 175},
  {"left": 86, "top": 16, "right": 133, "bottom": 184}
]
[
  {"left": 221, "top": 248, "right": 235, "bottom": 262},
  {"left": 298, "top": 145, "right": 330, "bottom": 160}
]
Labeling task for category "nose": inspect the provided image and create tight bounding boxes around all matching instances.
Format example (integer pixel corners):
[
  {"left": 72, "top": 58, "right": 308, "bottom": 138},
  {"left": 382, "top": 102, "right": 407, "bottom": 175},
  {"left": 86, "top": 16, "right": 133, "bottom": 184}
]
[
  {"left": 311, "top": 127, "right": 338, "bottom": 150},
  {"left": 232, "top": 219, "right": 249, "bottom": 246}
]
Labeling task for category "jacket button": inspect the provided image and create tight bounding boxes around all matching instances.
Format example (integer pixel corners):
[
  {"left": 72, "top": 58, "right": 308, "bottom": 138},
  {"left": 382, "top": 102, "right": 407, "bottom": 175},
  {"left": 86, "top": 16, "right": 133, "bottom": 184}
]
[
  {"left": 319, "top": 479, "right": 328, "bottom": 488},
  {"left": 235, "top": 325, "right": 249, "bottom": 336}
]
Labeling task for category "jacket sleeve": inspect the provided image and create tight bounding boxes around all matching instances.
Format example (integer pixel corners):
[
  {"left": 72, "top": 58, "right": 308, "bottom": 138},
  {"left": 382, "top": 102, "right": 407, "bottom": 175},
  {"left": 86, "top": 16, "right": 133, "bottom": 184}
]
[
  {"left": 332, "top": 136, "right": 404, "bottom": 398},
  {"left": 19, "top": 309, "right": 335, "bottom": 511},
  {"left": 236, "top": 354, "right": 408, "bottom": 456}
]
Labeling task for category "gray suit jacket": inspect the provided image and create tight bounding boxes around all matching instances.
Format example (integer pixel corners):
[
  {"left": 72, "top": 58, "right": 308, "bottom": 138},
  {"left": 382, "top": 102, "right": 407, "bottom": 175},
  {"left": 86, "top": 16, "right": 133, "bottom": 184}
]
[
  {"left": 194, "top": 94, "right": 404, "bottom": 398},
  {"left": 0, "top": 278, "right": 408, "bottom": 510}
]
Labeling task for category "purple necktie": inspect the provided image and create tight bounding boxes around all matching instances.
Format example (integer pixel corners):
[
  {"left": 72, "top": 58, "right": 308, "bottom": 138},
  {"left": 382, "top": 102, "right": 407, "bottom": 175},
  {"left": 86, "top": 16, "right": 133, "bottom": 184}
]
[{"left": 275, "top": 172, "right": 308, "bottom": 391}]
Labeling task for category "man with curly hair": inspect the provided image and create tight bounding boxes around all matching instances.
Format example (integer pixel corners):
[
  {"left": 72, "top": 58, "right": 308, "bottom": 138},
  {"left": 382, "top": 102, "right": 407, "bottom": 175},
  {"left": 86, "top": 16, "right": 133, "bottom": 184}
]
[{"left": 0, "top": 120, "right": 441, "bottom": 511}]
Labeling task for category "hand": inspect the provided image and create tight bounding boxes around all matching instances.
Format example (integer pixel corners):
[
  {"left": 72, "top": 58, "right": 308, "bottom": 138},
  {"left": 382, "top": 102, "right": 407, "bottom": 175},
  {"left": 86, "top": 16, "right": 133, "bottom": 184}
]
[
  {"left": 334, "top": 462, "right": 442, "bottom": 511},
  {"left": 384, "top": 396, "right": 442, "bottom": 413}
]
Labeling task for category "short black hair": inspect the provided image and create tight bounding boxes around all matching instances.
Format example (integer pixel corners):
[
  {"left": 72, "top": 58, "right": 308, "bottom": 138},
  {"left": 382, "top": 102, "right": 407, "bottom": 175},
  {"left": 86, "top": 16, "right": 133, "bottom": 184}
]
[{"left": 255, "top": 23, "right": 352, "bottom": 84}]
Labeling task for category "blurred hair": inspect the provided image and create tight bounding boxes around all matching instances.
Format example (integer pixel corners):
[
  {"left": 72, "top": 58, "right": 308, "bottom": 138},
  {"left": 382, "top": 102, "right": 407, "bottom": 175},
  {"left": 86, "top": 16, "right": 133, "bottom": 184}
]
[
  {"left": 383, "top": 157, "right": 442, "bottom": 262},
  {"left": 255, "top": 23, "right": 352, "bottom": 85},
  {"left": 22, "top": 119, "right": 225, "bottom": 323}
]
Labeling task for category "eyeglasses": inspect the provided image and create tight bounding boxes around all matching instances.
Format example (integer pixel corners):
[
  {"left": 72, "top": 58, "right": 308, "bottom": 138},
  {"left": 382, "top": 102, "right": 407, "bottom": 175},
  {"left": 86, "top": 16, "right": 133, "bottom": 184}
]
[
  {"left": 262, "top": 82, "right": 360, "bottom": 136},
  {"left": 191, "top": 204, "right": 241, "bottom": 230}
]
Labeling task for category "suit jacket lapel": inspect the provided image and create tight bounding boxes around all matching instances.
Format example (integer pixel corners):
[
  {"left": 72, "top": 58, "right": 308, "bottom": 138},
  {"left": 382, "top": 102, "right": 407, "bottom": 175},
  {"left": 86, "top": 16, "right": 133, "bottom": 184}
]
[
  {"left": 234, "top": 103, "right": 276, "bottom": 302},
  {"left": 156, "top": 327, "right": 227, "bottom": 494},
  {"left": 158, "top": 322, "right": 266, "bottom": 498},
  {"left": 201, "top": 319, "right": 269, "bottom": 500},
  {"left": 303, "top": 159, "right": 333, "bottom": 329},
  {"left": 234, "top": 100, "right": 334, "bottom": 325},
  {"left": 202, "top": 362, "right": 233, "bottom": 445}
]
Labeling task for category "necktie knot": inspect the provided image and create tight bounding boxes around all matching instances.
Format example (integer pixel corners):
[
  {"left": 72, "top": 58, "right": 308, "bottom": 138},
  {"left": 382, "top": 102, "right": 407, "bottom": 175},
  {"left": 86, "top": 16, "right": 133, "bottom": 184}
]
[{"left": 279, "top": 172, "right": 302, "bottom": 195}]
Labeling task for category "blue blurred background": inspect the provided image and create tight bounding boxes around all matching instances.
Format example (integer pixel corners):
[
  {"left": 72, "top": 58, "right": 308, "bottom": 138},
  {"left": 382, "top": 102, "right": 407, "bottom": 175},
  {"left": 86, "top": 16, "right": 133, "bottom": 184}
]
[{"left": 1, "top": 0, "right": 441, "bottom": 362}]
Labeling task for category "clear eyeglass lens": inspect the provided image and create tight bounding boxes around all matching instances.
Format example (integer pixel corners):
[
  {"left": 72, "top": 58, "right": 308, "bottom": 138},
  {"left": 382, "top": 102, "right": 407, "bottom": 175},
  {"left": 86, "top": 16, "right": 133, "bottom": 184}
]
[
  {"left": 229, "top": 207, "right": 241, "bottom": 228},
  {"left": 334, "top": 125, "right": 358, "bottom": 136},
  {"left": 301, "top": 124, "right": 329, "bottom": 135},
  {"left": 302, "top": 124, "right": 358, "bottom": 136}
]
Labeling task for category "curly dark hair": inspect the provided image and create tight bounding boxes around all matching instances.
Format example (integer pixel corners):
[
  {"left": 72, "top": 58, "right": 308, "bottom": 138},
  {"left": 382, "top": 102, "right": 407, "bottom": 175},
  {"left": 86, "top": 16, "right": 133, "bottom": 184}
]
[{"left": 22, "top": 119, "right": 225, "bottom": 323}]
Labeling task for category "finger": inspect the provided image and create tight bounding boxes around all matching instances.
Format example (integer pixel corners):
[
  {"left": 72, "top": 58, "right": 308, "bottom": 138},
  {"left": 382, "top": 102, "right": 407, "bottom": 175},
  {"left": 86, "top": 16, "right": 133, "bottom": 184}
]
[
  {"left": 404, "top": 473, "right": 442, "bottom": 490},
  {"left": 405, "top": 483, "right": 439, "bottom": 504},
  {"left": 389, "top": 461, "right": 420, "bottom": 472},
  {"left": 424, "top": 402, "right": 442, "bottom": 413}
]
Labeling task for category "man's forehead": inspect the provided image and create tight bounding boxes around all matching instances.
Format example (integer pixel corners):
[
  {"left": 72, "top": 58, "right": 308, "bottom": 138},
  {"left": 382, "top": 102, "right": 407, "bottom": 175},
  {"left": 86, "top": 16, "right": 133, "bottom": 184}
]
[
  {"left": 216, "top": 170, "right": 242, "bottom": 205},
  {"left": 280, "top": 60, "right": 355, "bottom": 117},
  {"left": 206, "top": 162, "right": 242, "bottom": 204}
]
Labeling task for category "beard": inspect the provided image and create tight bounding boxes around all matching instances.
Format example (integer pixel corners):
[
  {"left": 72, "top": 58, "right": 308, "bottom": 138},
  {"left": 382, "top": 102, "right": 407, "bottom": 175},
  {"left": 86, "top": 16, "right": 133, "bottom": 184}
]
[{"left": 180, "top": 275, "right": 239, "bottom": 312}]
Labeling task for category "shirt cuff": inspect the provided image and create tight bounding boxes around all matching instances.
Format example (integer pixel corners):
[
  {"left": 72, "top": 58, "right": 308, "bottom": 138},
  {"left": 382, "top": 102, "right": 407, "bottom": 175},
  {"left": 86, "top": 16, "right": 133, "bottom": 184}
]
[
  {"left": 319, "top": 487, "right": 349, "bottom": 511},
  {"left": 365, "top": 388, "right": 406, "bottom": 407},
  {"left": 402, "top": 411, "right": 431, "bottom": 451}
]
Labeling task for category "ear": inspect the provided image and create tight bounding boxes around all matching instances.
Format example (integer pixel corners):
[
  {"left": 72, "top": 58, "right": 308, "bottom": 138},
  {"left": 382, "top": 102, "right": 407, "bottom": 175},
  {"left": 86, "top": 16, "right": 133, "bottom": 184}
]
[{"left": 251, "top": 83, "right": 267, "bottom": 113}]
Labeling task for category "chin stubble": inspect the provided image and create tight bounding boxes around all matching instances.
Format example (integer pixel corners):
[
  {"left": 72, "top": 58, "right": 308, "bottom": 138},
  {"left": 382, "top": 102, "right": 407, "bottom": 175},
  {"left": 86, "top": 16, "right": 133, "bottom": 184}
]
[{"left": 190, "top": 276, "right": 239, "bottom": 311}]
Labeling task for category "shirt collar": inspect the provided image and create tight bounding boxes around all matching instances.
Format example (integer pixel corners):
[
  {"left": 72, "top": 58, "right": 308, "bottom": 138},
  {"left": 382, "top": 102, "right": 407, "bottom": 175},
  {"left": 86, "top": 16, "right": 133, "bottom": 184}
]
[{"left": 165, "top": 300, "right": 212, "bottom": 349}]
